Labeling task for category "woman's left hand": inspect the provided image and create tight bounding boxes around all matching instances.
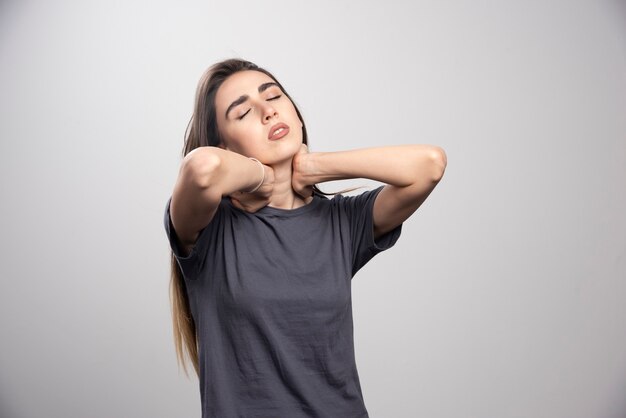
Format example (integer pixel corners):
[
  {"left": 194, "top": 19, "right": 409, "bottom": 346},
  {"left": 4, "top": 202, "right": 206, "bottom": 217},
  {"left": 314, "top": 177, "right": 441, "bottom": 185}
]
[{"left": 292, "top": 143, "right": 314, "bottom": 198}]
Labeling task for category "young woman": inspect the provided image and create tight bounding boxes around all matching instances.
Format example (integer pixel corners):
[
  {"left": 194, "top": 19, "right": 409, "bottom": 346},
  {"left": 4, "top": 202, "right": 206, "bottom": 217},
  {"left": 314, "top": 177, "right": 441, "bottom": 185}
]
[{"left": 163, "top": 58, "right": 447, "bottom": 418}]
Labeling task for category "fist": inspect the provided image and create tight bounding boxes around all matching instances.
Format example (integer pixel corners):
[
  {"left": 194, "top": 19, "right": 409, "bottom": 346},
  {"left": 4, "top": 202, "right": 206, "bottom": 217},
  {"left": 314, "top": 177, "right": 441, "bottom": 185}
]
[{"left": 230, "top": 163, "right": 275, "bottom": 213}]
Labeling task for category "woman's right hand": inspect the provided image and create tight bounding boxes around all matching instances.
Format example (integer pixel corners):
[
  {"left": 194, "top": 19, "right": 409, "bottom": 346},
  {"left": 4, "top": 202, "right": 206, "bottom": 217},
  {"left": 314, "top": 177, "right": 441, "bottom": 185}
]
[{"left": 228, "top": 163, "right": 274, "bottom": 213}]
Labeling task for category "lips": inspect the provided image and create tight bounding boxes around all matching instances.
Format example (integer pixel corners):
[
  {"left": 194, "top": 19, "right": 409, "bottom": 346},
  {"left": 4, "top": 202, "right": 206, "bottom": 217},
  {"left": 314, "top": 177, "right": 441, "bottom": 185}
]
[{"left": 268, "top": 122, "right": 290, "bottom": 140}]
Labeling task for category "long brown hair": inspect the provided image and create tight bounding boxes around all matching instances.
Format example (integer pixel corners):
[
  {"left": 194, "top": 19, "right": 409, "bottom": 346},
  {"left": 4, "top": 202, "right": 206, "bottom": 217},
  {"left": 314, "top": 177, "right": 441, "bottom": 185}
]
[{"left": 169, "top": 58, "right": 359, "bottom": 378}]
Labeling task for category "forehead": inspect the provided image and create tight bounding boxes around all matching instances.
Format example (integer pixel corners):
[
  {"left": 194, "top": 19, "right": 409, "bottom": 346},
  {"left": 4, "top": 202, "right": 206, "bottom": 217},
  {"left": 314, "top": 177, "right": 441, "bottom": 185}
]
[{"left": 215, "top": 70, "right": 277, "bottom": 108}]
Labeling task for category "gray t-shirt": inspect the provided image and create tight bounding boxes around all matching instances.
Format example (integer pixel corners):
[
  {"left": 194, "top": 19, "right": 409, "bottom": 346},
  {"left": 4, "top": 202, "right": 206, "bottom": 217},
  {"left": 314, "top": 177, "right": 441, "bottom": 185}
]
[{"left": 163, "top": 185, "right": 402, "bottom": 418}]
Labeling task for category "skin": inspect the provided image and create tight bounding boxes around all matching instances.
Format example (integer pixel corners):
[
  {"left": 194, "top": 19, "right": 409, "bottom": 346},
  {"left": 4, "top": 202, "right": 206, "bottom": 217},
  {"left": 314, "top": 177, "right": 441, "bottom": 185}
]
[
  {"left": 214, "top": 70, "right": 313, "bottom": 211},
  {"left": 170, "top": 69, "right": 446, "bottom": 260},
  {"left": 293, "top": 145, "right": 447, "bottom": 239}
]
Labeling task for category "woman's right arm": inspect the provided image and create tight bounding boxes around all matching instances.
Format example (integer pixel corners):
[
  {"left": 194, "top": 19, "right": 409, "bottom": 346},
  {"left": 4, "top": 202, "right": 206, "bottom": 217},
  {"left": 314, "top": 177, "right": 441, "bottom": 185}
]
[{"left": 169, "top": 146, "right": 267, "bottom": 255}]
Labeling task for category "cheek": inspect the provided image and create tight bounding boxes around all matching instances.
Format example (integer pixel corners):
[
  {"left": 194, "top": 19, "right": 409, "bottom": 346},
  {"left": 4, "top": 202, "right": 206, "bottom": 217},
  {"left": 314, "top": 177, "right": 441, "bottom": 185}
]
[
  {"left": 217, "top": 125, "right": 238, "bottom": 150},
  {"left": 289, "top": 106, "right": 303, "bottom": 127},
  {"left": 224, "top": 124, "right": 261, "bottom": 152},
  {"left": 232, "top": 123, "right": 258, "bottom": 140}
]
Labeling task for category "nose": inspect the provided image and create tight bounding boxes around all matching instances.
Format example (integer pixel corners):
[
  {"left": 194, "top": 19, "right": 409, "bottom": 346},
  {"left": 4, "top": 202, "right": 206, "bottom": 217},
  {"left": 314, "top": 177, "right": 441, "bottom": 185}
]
[{"left": 262, "top": 102, "right": 278, "bottom": 122}]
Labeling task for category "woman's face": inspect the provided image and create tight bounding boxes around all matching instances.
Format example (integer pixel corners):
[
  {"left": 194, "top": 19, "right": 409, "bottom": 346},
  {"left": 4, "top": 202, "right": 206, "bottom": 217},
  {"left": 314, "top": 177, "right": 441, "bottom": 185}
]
[{"left": 214, "top": 70, "right": 304, "bottom": 165}]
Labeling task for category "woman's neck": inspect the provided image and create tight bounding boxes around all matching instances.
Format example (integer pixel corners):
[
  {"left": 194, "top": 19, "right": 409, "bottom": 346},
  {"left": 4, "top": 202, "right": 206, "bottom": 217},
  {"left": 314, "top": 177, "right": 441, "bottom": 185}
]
[{"left": 267, "top": 159, "right": 312, "bottom": 210}]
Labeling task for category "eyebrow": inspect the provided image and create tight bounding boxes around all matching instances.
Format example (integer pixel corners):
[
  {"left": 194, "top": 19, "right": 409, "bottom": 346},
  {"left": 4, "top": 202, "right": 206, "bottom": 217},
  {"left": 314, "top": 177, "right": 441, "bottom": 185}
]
[{"left": 224, "top": 82, "right": 280, "bottom": 119}]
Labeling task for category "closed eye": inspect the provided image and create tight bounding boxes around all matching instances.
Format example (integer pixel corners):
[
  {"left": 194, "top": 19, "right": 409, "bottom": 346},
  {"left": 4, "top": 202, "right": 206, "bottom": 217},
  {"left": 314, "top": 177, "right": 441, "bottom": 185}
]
[
  {"left": 237, "top": 109, "right": 250, "bottom": 120},
  {"left": 237, "top": 95, "right": 282, "bottom": 120}
]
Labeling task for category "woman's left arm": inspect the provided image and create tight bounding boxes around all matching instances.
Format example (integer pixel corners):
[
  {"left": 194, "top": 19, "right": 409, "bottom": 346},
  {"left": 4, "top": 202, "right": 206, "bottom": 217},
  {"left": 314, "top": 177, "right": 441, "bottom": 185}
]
[{"left": 293, "top": 145, "right": 447, "bottom": 240}]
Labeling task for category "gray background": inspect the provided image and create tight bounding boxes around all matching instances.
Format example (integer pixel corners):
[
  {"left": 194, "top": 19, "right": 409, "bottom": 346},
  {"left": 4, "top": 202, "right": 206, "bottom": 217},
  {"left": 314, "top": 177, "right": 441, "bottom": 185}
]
[{"left": 1, "top": 0, "right": 625, "bottom": 417}]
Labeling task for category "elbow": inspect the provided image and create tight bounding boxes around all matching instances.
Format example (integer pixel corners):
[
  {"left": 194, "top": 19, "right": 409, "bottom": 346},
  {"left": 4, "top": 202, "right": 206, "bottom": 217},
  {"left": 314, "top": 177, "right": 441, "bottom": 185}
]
[
  {"left": 429, "top": 147, "right": 447, "bottom": 182},
  {"left": 182, "top": 148, "right": 223, "bottom": 190}
]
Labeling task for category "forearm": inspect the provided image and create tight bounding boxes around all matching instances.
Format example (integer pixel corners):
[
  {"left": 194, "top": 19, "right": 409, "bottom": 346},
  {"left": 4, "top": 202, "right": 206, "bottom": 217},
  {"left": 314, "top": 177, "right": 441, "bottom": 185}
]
[
  {"left": 184, "top": 146, "right": 264, "bottom": 196},
  {"left": 301, "top": 145, "right": 445, "bottom": 186}
]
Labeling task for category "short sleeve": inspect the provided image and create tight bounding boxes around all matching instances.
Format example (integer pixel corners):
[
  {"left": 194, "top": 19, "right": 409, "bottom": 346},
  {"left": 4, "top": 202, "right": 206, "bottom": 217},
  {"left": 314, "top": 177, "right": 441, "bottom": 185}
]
[
  {"left": 163, "top": 195, "right": 222, "bottom": 281},
  {"left": 336, "top": 185, "right": 403, "bottom": 277}
]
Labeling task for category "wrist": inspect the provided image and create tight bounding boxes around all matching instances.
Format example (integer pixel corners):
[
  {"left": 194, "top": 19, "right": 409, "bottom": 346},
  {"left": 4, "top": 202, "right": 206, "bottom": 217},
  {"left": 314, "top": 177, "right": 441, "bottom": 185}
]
[
  {"left": 303, "top": 151, "right": 344, "bottom": 184},
  {"left": 295, "top": 151, "right": 319, "bottom": 185},
  {"left": 245, "top": 158, "right": 265, "bottom": 193}
]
